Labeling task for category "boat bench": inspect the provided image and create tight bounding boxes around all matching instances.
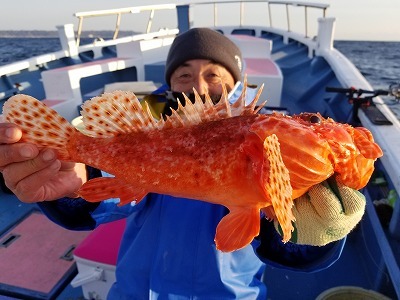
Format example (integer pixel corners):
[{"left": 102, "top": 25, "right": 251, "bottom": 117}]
[
  {"left": 72, "top": 219, "right": 126, "bottom": 299},
  {"left": 42, "top": 57, "right": 144, "bottom": 102},
  {"left": 227, "top": 34, "right": 283, "bottom": 106},
  {"left": 243, "top": 57, "right": 283, "bottom": 106},
  {"left": 41, "top": 56, "right": 144, "bottom": 120},
  {"left": 40, "top": 38, "right": 175, "bottom": 121}
]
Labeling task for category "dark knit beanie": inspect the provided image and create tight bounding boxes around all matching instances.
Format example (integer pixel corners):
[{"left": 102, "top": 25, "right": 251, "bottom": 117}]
[{"left": 165, "top": 28, "right": 243, "bottom": 86}]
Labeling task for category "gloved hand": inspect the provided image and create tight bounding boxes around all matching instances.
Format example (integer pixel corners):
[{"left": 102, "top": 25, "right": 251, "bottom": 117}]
[{"left": 275, "top": 176, "right": 366, "bottom": 246}]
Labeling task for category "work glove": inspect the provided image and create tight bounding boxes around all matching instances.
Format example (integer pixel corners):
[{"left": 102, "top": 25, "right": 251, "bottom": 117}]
[{"left": 275, "top": 176, "right": 366, "bottom": 246}]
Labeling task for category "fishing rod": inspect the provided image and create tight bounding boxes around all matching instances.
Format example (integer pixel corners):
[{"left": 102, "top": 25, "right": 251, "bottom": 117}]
[{"left": 326, "top": 83, "right": 400, "bottom": 125}]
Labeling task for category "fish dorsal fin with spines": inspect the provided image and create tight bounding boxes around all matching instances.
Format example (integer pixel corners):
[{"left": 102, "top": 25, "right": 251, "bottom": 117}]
[
  {"left": 81, "top": 78, "right": 264, "bottom": 137},
  {"left": 81, "top": 91, "right": 161, "bottom": 137}
]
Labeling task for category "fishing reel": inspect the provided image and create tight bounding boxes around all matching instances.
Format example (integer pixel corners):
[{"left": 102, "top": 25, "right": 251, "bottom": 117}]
[
  {"left": 326, "top": 82, "right": 400, "bottom": 103},
  {"left": 326, "top": 82, "right": 400, "bottom": 125},
  {"left": 388, "top": 82, "right": 400, "bottom": 100}
]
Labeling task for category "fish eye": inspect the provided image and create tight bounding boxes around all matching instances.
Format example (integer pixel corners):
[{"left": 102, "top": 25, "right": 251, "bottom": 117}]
[
  {"left": 298, "top": 113, "right": 321, "bottom": 124},
  {"left": 309, "top": 115, "right": 321, "bottom": 124}
]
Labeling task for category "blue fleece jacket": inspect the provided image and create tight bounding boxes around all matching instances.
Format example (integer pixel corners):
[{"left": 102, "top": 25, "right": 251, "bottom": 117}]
[
  {"left": 38, "top": 183, "right": 344, "bottom": 299},
  {"left": 37, "top": 84, "right": 345, "bottom": 298}
]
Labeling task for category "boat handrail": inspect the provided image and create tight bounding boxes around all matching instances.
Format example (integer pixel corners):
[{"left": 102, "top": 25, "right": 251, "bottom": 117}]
[
  {"left": 267, "top": 1, "right": 328, "bottom": 37},
  {"left": 73, "top": 1, "right": 329, "bottom": 46},
  {"left": 74, "top": 4, "right": 177, "bottom": 46},
  {"left": 0, "top": 1, "right": 330, "bottom": 84},
  {"left": 187, "top": 0, "right": 328, "bottom": 38},
  {"left": 0, "top": 50, "right": 69, "bottom": 77}
]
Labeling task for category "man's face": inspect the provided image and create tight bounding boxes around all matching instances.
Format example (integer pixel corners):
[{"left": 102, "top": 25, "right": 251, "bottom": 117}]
[{"left": 170, "top": 59, "right": 235, "bottom": 100}]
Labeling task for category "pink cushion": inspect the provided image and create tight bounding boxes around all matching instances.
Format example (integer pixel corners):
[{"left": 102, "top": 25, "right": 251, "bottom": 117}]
[
  {"left": 74, "top": 219, "right": 126, "bottom": 266},
  {"left": 245, "top": 58, "right": 280, "bottom": 76}
]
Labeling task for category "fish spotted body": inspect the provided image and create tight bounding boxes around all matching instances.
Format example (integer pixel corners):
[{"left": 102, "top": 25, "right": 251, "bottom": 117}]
[{"left": 2, "top": 85, "right": 382, "bottom": 252}]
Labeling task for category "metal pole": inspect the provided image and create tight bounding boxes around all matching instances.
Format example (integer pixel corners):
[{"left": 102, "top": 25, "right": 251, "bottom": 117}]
[
  {"left": 268, "top": 3, "right": 272, "bottom": 27},
  {"left": 146, "top": 9, "right": 155, "bottom": 33},
  {"left": 76, "top": 17, "right": 83, "bottom": 47},
  {"left": 286, "top": 4, "right": 290, "bottom": 32},
  {"left": 304, "top": 6, "right": 308, "bottom": 37},
  {"left": 240, "top": 2, "right": 244, "bottom": 27},
  {"left": 214, "top": 3, "right": 218, "bottom": 27},
  {"left": 113, "top": 13, "right": 122, "bottom": 40}
]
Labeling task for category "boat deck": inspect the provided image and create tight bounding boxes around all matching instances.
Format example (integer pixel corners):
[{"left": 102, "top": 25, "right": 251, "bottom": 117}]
[
  {"left": 0, "top": 188, "right": 87, "bottom": 299},
  {"left": 0, "top": 1, "right": 399, "bottom": 298},
  {"left": 1, "top": 184, "right": 397, "bottom": 299}
]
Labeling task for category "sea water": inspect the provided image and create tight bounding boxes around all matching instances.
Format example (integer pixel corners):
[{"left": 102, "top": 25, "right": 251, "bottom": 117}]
[
  {"left": 1, "top": 38, "right": 398, "bottom": 87},
  {"left": 334, "top": 41, "right": 399, "bottom": 91},
  {"left": 0, "top": 38, "right": 399, "bottom": 106},
  {"left": 335, "top": 40, "right": 400, "bottom": 119}
]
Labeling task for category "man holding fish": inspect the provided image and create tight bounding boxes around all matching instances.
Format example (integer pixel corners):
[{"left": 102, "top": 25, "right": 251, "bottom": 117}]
[{"left": 0, "top": 28, "right": 368, "bottom": 299}]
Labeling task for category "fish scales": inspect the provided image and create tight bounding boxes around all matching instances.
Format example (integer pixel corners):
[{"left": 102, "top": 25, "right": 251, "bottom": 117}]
[
  {"left": 2, "top": 84, "right": 383, "bottom": 252},
  {"left": 69, "top": 115, "right": 265, "bottom": 204}
]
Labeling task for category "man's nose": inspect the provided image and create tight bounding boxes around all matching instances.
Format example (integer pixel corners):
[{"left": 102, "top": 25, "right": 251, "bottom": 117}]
[{"left": 192, "top": 77, "right": 208, "bottom": 95}]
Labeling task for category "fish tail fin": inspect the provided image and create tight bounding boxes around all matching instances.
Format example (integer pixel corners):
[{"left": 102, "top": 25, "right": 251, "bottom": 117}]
[
  {"left": 215, "top": 207, "right": 260, "bottom": 252},
  {"left": 3, "top": 94, "right": 75, "bottom": 160}
]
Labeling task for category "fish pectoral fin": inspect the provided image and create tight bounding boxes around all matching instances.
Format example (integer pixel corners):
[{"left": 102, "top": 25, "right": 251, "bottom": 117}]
[
  {"left": 261, "top": 205, "right": 275, "bottom": 220},
  {"left": 262, "top": 134, "right": 295, "bottom": 243},
  {"left": 78, "top": 177, "right": 147, "bottom": 205},
  {"left": 353, "top": 127, "right": 383, "bottom": 159},
  {"left": 215, "top": 207, "right": 260, "bottom": 252}
]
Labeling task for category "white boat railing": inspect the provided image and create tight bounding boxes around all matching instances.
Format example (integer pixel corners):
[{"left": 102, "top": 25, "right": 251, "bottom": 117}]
[
  {"left": 267, "top": 1, "right": 328, "bottom": 37},
  {"left": 186, "top": 1, "right": 328, "bottom": 38},
  {"left": 0, "top": 0, "right": 333, "bottom": 102},
  {"left": 74, "top": 4, "right": 177, "bottom": 46},
  {"left": 72, "top": 1, "right": 329, "bottom": 44},
  {"left": 0, "top": 1, "right": 331, "bottom": 79}
]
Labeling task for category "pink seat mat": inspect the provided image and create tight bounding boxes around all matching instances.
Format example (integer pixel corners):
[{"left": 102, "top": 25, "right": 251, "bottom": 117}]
[
  {"left": 0, "top": 211, "right": 89, "bottom": 295},
  {"left": 245, "top": 58, "right": 280, "bottom": 76},
  {"left": 74, "top": 218, "right": 126, "bottom": 266}
]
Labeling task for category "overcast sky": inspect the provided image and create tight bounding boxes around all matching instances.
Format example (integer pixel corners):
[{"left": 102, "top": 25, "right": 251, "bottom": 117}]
[{"left": 0, "top": 0, "right": 399, "bottom": 41}]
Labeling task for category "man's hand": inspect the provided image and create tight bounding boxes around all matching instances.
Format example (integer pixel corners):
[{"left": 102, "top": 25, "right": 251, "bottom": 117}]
[
  {"left": 275, "top": 176, "right": 366, "bottom": 246},
  {"left": 0, "top": 123, "right": 86, "bottom": 202}
]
